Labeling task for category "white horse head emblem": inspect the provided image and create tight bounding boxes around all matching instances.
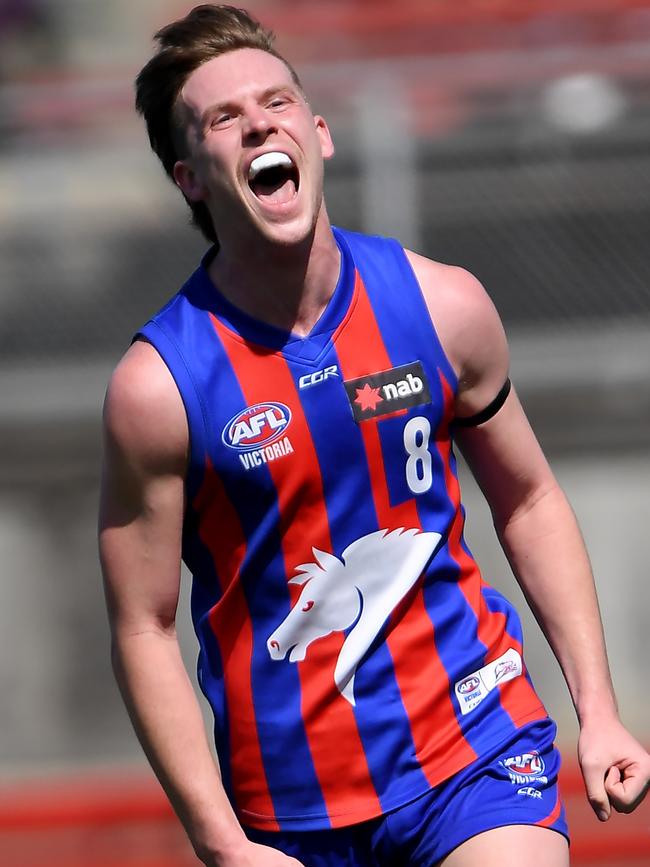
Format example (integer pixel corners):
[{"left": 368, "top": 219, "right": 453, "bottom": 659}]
[{"left": 267, "top": 528, "right": 441, "bottom": 705}]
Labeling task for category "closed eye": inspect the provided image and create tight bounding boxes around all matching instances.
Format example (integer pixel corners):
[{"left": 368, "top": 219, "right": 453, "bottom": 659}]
[
  {"left": 267, "top": 90, "right": 298, "bottom": 111},
  {"left": 302, "top": 600, "right": 314, "bottom": 612},
  {"left": 211, "top": 112, "right": 234, "bottom": 127}
]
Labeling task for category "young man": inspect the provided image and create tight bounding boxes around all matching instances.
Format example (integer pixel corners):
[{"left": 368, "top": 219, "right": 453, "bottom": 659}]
[{"left": 99, "top": 6, "right": 650, "bottom": 866}]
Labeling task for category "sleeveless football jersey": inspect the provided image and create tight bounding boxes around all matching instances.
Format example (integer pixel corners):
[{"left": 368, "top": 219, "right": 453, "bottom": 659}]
[{"left": 137, "top": 227, "right": 547, "bottom": 832}]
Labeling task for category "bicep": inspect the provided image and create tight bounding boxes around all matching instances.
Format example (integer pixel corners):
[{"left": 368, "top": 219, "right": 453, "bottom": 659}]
[
  {"left": 99, "top": 459, "right": 185, "bottom": 636},
  {"left": 454, "top": 384, "right": 559, "bottom": 528},
  {"left": 98, "top": 343, "right": 189, "bottom": 636}
]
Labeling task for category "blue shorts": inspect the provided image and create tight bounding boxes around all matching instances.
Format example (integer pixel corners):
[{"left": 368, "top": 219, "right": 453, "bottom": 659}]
[{"left": 244, "top": 719, "right": 569, "bottom": 866}]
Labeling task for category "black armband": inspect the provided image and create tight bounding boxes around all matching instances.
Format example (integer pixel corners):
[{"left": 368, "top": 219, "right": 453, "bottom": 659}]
[{"left": 453, "top": 378, "right": 512, "bottom": 428}]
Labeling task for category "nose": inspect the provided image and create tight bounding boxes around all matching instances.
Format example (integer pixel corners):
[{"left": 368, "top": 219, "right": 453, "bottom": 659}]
[{"left": 242, "top": 104, "right": 277, "bottom": 143}]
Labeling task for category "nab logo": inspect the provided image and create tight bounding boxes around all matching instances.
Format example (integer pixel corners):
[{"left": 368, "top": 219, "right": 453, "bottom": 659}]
[
  {"left": 222, "top": 402, "right": 291, "bottom": 451},
  {"left": 344, "top": 361, "right": 431, "bottom": 423},
  {"left": 457, "top": 676, "right": 481, "bottom": 695},
  {"left": 298, "top": 365, "right": 339, "bottom": 389}
]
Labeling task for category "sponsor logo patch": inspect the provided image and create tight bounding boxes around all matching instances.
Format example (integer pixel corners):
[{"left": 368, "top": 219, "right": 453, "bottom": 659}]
[
  {"left": 344, "top": 361, "right": 431, "bottom": 423},
  {"left": 222, "top": 402, "right": 294, "bottom": 471},
  {"left": 454, "top": 648, "right": 522, "bottom": 715},
  {"left": 494, "top": 658, "right": 519, "bottom": 683}
]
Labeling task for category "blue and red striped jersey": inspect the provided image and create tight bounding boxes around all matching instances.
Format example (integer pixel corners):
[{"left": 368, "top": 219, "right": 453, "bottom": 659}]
[{"left": 137, "top": 227, "right": 547, "bottom": 832}]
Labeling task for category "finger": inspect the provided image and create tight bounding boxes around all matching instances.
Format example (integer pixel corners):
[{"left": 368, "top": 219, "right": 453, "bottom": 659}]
[
  {"left": 605, "top": 765, "right": 621, "bottom": 789},
  {"left": 606, "top": 767, "right": 650, "bottom": 814},
  {"left": 582, "top": 760, "right": 611, "bottom": 821}
]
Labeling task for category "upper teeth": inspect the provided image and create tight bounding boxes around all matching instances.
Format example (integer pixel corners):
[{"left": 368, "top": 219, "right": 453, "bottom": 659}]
[{"left": 249, "top": 152, "right": 293, "bottom": 180}]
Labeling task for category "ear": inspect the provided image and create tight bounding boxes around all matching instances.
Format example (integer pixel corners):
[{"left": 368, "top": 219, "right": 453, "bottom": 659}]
[
  {"left": 314, "top": 115, "right": 335, "bottom": 161},
  {"left": 173, "top": 159, "right": 207, "bottom": 202},
  {"left": 289, "top": 572, "right": 313, "bottom": 586}
]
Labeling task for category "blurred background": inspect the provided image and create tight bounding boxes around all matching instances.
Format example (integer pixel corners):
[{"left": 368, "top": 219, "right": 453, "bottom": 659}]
[{"left": 0, "top": 1, "right": 648, "bottom": 865}]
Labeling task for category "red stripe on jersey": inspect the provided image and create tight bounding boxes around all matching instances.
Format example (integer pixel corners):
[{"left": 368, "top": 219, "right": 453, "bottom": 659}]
[
  {"left": 209, "top": 315, "right": 382, "bottom": 827},
  {"left": 335, "top": 273, "right": 476, "bottom": 785},
  {"left": 436, "top": 373, "right": 546, "bottom": 727},
  {"left": 193, "top": 459, "right": 279, "bottom": 828}
]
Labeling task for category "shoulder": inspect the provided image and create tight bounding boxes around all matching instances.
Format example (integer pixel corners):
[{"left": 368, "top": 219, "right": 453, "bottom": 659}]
[
  {"left": 404, "top": 249, "right": 510, "bottom": 417},
  {"left": 102, "top": 339, "right": 188, "bottom": 477}
]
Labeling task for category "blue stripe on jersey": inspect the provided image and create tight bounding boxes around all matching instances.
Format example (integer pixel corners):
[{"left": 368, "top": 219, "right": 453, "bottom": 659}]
[
  {"left": 337, "top": 230, "right": 522, "bottom": 755},
  {"left": 283, "top": 344, "right": 432, "bottom": 811},
  {"left": 186, "top": 535, "right": 234, "bottom": 800},
  {"left": 279, "top": 229, "right": 438, "bottom": 805},
  {"left": 198, "top": 338, "right": 330, "bottom": 828},
  {"left": 351, "top": 628, "right": 434, "bottom": 808},
  {"left": 481, "top": 585, "right": 525, "bottom": 648},
  {"left": 375, "top": 404, "right": 517, "bottom": 754},
  {"left": 397, "top": 407, "right": 522, "bottom": 752}
]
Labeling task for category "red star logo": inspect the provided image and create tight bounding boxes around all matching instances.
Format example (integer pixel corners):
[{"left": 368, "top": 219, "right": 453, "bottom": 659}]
[{"left": 354, "top": 383, "right": 383, "bottom": 412}]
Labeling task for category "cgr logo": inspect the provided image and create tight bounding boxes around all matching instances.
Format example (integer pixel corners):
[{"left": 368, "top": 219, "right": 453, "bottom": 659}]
[
  {"left": 299, "top": 365, "right": 339, "bottom": 389},
  {"left": 517, "top": 786, "right": 543, "bottom": 800},
  {"left": 222, "top": 402, "right": 291, "bottom": 451}
]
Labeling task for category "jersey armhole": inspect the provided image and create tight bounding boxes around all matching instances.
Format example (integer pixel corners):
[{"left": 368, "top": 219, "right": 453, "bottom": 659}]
[
  {"left": 135, "top": 320, "right": 210, "bottom": 495},
  {"left": 386, "top": 238, "right": 459, "bottom": 392}
]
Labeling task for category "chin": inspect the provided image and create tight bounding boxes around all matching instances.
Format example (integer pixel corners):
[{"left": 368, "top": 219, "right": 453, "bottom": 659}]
[{"left": 257, "top": 216, "right": 316, "bottom": 249}]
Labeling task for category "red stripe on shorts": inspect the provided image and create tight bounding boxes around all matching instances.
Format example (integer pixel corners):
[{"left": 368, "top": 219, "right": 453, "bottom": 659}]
[{"left": 538, "top": 788, "right": 562, "bottom": 827}]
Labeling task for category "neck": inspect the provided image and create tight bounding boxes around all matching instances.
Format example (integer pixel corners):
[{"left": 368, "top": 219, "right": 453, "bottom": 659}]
[{"left": 207, "top": 212, "right": 341, "bottom": 337}]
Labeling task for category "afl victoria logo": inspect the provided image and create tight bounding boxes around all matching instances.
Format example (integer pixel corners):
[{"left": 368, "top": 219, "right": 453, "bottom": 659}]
[
  {"left": 457, "top": 676, "right": 481, "bottom": 694},
  {"left": 503, "top": 752, "right": 546, "bottom": 777},
  {"left": 222, "top": 402, "right": 291, "bottom": 451}
]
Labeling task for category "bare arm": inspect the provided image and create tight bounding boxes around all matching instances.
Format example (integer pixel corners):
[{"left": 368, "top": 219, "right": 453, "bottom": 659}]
[
  {"left": 99, "top": 340, "right": 302, "bottom": 867},
  {"left": 407, "top": 250, "right": 650, "bottom": 819}
]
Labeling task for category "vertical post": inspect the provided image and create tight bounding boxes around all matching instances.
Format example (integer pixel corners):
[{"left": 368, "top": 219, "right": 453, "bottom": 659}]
[{"left": 356, "top": 72, "right": 420, "bottom": 251}]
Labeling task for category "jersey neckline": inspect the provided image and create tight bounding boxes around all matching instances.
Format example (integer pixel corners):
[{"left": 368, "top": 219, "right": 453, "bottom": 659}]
[{"left": 186, "top": 227, "right": 355, "bottom": 362}]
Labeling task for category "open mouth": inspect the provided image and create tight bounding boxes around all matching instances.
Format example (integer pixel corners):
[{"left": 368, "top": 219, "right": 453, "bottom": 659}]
[{"left": 248, "top": 151, "right": 299, "bottom": 206}]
